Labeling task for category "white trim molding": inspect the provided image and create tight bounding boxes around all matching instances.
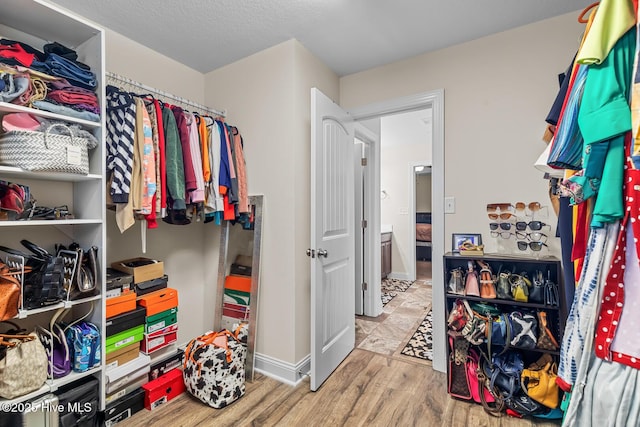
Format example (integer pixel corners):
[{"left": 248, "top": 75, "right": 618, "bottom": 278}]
[{"left": 254, "top": 352, "right": 311, "bottom": 387}]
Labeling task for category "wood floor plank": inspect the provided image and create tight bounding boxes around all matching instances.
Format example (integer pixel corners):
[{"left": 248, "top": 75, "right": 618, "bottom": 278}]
[{"left": 116, "top": 276, "right": 560, "bottom": 427}]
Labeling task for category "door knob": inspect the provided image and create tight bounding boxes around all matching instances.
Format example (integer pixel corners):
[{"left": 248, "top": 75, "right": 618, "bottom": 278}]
[
  {"left": 317, "top": 249, "right": 328, "bottom": 258},
  {"left": 306, "top": 248, "right": 316, "bottom": 258}
]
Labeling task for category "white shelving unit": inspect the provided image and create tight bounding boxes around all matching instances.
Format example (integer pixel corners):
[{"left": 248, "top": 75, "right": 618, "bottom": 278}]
[{"left": 0, "top": 0, "right": 106, "bottom": 410}]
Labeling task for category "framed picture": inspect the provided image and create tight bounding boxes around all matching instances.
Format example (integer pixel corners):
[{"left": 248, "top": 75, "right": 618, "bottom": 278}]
[{"left": 452, "top": 233, "right": 483, "bottom": 252}]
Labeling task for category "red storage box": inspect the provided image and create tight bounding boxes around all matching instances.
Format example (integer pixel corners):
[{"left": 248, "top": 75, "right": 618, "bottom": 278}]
[
  {"left": 141, "top": 324, "right": 178, "bottom": 354},
  {"left": 142, "top": 368, "right": 185, "bottom": 410},
  {"left": 137, "top": 288, "right": 178, "bottom": 317}
]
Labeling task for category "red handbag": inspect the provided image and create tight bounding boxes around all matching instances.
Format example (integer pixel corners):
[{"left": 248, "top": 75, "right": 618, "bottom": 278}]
[{"left": 467, "top": 349, "right": 495, "bottom": 404}]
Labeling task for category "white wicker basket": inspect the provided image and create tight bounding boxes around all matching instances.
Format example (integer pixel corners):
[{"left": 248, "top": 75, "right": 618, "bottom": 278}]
[{"left": 0, "top": 123, "right": 97, "bottom": 174}]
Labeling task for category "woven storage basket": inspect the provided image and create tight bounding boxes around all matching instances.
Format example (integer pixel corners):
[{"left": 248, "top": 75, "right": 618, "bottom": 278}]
[{"left": 0, "top": 123, "right": 97, "bottom": 174}]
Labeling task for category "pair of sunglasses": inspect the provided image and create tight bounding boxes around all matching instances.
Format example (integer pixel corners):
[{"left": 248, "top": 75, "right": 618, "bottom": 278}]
[
  {"left": 515, "top": 221, "right": 548, "bottom": 231},
  {"left": 490, "top": 231, "right": 514, "bottom": 239},
  {"left": 517, "top": 241, "right": 548, "bottom": 251},
  {"left": 486, "top": 203, "right": 513, "bottom": 212},
  {"left": 515, "top": 201, "right": 542, "bottom": 211},
  {"left": 489, "top": 222, "right": 514, "bottom": 231},
  {"left": 488, "top": 212, "right": 516, "bottom": 220},
  {"left": 515, "top": 231, "right": 547, "bottom": 242}
]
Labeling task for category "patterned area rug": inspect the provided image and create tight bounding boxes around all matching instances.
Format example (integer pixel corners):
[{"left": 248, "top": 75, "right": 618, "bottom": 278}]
[
  {"left": 401, "top": 309, "right": 433, "bottom": 361},
  {"left": 381, "top": 278, "right": 414, "bottom": 306}
]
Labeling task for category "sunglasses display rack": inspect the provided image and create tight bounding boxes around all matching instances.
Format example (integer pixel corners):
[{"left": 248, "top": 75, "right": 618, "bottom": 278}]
[
  {"left": 486, "top": 202, "right": 551, "bottom": 255},
  {"left": 444, "top": 251, "right": 568, "bottom": 418}
]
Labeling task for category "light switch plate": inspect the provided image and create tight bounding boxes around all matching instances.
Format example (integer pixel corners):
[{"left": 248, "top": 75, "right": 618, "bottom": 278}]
[{"left": 444, "top": 197, "right": 455, "bottom": 214}]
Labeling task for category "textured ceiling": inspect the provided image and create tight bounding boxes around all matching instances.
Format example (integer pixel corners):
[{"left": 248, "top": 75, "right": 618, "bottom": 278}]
[{"left": 50, "top": 0, "right": 588, "bottom": 76}]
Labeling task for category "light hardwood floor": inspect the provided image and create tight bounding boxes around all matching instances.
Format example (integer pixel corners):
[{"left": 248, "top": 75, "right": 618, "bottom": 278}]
[{"left": 119, "top": 261, "right": 559, "bottom": 426}]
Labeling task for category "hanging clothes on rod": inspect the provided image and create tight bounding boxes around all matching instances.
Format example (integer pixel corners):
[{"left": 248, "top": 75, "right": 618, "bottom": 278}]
[
  {"left": 105, "top": 71, "right": 225, "bottom": 117},
  {"left": 104, "top": 72, "right": 250, "bottom": 241}
]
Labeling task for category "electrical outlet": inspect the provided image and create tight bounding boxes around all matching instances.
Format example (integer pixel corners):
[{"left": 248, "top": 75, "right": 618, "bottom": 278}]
[{"left": 444, "top": 197, "right": 455, "bottom": 214}]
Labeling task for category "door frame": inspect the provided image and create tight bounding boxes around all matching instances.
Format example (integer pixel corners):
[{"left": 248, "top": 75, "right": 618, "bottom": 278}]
[
  {"left": 354, "top": 125, "right": 380, "bottom": 317},
  {"left": 348, "top": 89, "right": 446, "bottom": 372}
]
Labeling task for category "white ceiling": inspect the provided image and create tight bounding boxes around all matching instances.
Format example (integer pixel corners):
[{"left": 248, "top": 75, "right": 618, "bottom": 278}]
[{"left": 50, "top": 0, "right": 587, "bottom": 76}]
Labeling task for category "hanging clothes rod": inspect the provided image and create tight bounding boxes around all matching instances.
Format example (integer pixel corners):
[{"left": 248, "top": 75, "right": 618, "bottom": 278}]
[{"left": 105, "top": 71, "right": 226, "bottom": 117}]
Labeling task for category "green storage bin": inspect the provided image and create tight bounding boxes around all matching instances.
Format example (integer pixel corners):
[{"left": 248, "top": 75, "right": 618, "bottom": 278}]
[{"left": 106, "top": 324, "right": 144, "bottom": 354}]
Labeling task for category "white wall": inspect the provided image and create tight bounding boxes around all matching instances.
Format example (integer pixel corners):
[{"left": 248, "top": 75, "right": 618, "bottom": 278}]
[
  {"left": 340, "top": 10, "right": 583, "bottom": 372},
  {"left": 380, "top": 110, "right": 431, "bottom": 278},
  {"left": 204, "top": 40, "right": 340, "bottom": 367},
  {"left": 416, "top": 174, "right": 432, "bottom": 212},
  {"left": 381, "top": 143, "right": 428, "bottom": 277},
  {"left": 340, "top": 11, "right": 583, "bottom": 257}
]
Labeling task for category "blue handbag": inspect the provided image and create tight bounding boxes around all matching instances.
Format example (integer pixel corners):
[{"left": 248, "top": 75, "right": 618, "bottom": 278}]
[
  {"left": 66, "top": 321, "right": 100, "bottom": 372},
  {"left": 489, "top": 313, "right": 511, "bottom": 349}
]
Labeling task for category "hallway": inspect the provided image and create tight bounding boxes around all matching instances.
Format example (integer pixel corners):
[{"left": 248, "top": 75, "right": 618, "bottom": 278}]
[{"left": 355, "top": 261, "right": 432, "bottom": 364}]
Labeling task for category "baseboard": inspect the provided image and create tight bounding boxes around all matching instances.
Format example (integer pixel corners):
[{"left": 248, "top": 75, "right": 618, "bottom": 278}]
[
  {"left": 388, "top": 272, "right": 411, "bottom": 281},
  {"left": 254, "top": 352, "right": 311, "bottom": 387}
]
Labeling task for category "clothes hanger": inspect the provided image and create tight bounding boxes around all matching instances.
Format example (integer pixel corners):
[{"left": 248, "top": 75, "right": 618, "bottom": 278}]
[{"left": 578, "top": 2, "right": 599, "bottom": 23}]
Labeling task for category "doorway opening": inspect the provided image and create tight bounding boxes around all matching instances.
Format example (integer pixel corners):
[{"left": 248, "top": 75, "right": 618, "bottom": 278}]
[
  {"left": 414, "top": 164, "right": 433, "bottom": 282},
  {"left": 349, "top": 89, "right": 445, "bottom": 372}
]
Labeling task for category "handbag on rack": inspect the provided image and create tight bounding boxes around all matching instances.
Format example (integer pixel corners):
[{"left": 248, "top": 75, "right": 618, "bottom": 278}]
[
  {"left": 448, "top": 336, "right": 472, "bottom": 400},
  {"left": 544, "top": 274, "right": 559, "bottom": 307},
  {"left": 496, "top": 271, "right": 512, "bottom": 300},
  {"left": 521, "top": 353, "right": 559, "bottom": 409},
  {"left": 0, "top": 181, "right": 26, "bottom": 220},
  {"left": 456, "top": 300, "right": 486, "bottom": 345},
  {"left": 478, "top": 350, "right": 525, "bottom": 416},
  {"left": 529, "top": 271, "right": 545, "bottom": 304},
  {"left": 66, "top": 321, "right": 101, "bottom": 373},
  {"left": 57, "top": 243, "right": 98, "bottom": 300},
  {"left": 509, "top": 311, "right": 538, "bottom": 349},
  {"left": 183, "top": 325, "right": 248, "bottom": 408},
  {"left": 464, "top": 261, "right": 480, "bottom": 297},
  {"left": 447, "top": 267, "right": 465, "bottom": 295},
  {"left": 0, "top": 321, "right": 48, "bottom": 399},
  {"left": 509, "top": 273, "right": 530, "bottom": 303},
  {"left": 447, "top": 299, "right": 471, "bottom": 333},
  {"left": 0, "top": 260, "right": 21, "bottom": 321},
  {"left": 536, "top": 311, "right": 559, "bottom": 351},
  {"left": 488, "top": 313, "right": 511, "bottom": 349},
  {"left": 36, "top": 308, "right": 71, "bottom": 379},
  {"left": 467, "top": 348, "right": 495, "bottom": 404},
  {"left": 477, "top": 260, "right": 496, "bottom": 299},
  {"left": 0, "top": 240, "right": 66, "bottom": 309}
]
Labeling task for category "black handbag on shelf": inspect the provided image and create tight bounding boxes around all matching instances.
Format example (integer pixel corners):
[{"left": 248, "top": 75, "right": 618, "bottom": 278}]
[
  {"left": 0, "top": 240, "right": 66, "bottom": 309},
  {"left": 495, "top": 270, "right": 512, "bottom": 300},
  {"left": 544, "top": 273, "right": 559, "bottom": 307},
  {"left": 529, "top": 271, "right": 545, "bottom": 304}
]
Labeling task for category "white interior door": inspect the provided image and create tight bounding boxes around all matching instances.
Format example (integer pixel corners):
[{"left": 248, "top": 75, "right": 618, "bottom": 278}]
[{"left": 310, "top": 88, "right": 355, "bottom": 391}]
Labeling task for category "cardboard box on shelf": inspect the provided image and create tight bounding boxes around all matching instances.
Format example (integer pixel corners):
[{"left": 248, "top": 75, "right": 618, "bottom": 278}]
[{"left": 111, "top": 257, "right": 164, "bottom": 284}]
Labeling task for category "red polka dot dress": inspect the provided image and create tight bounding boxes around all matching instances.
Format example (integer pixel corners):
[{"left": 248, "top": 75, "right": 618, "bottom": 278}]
[{"left": 594, "top": 156, "right": 640, "bottom": 367}]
